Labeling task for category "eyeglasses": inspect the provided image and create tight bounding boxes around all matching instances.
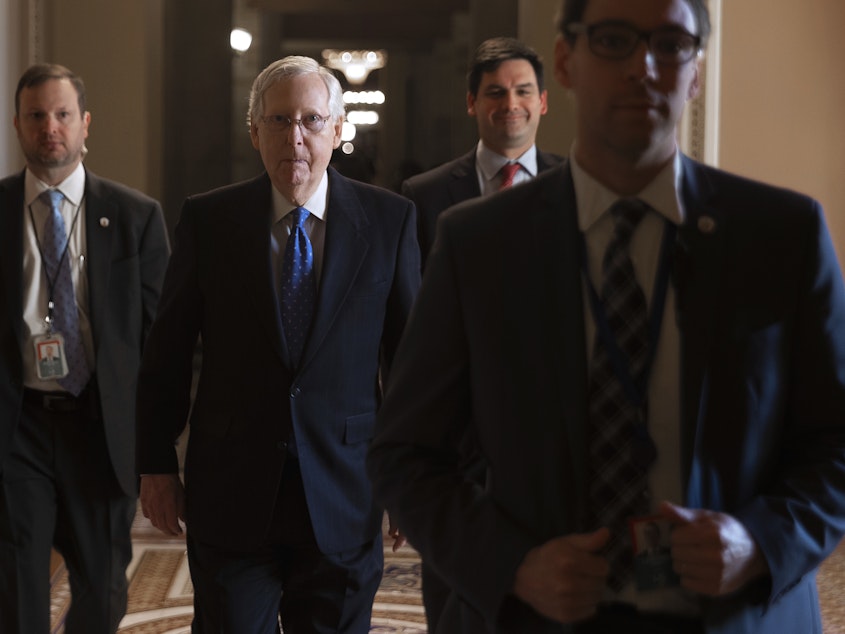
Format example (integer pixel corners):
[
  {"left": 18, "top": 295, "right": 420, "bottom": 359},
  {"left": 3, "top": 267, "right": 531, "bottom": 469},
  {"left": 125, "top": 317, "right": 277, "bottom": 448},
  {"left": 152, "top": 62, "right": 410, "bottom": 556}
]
[
  {"left": 566, "top": 20, "right": 701, "bottom": 65},
  {"left": 258, "top": 113, "right": 332, "bottom": 134}
]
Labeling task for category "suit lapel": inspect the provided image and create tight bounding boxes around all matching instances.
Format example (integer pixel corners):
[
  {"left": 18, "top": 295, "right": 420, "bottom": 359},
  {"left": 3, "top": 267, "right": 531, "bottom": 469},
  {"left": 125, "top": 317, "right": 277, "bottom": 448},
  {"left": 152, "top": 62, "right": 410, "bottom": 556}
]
[
  {"left": 537, "top": 150, "right": 561, "bottom": 172},
  {"left": 83, "top": 171, "right": 116, "bottom": 350},
  {"left": 446, "top": 152, "right": 481, "bottom": 204},
  {"left": 529, "top": 165, "right": 591, "bottom": 526},
  {"left": 0, "top": 172, "right": 26, "bottom": 344},
  {"left": 225, "top": 175, "right": 289, "bottom": 366},
  {"left": 676, "top": 156, "right": 727, "bottom": 499},
  {"left": 299, "top": 169, "right": 369, "bottom": 370}
]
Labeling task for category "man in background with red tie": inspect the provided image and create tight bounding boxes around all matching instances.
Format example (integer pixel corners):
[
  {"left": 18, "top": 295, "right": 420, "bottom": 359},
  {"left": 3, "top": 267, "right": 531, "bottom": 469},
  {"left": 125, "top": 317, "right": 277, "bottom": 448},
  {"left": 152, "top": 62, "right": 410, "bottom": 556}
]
[
  {"left": 368, "top": 0, "right": 845, "bottom": 632},
  {"left": 136, "top": 56, "right": 420, "bottom": 632},
  {"left": 0, "top": 64, "right": 170, "bottom": 633},
  {"left": 398, "top": 37, "right": 564, "bottom": 630},
  {"left": 401, "top": 37, "right": 564, "bottom": 269}
]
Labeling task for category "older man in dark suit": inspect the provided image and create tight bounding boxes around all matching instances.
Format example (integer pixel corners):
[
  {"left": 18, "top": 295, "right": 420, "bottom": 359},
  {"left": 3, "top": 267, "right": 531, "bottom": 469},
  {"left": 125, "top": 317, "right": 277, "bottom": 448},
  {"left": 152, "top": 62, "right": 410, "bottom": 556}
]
[
  {"left": 368, "top": 1, "right": 845, "bottom": 633},
  {"left": 137, "top": 56, "right": 420, "bottom": 633},
  {"left": 0, "top": 64, "right": 169, "bottom": 633}
]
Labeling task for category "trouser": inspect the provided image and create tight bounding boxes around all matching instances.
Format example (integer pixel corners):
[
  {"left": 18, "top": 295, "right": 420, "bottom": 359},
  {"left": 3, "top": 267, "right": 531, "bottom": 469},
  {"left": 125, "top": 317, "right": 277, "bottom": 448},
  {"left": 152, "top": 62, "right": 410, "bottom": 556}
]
[
  {"left": 0, "top": 389, "right": 135, "bottom": 634},
  {"left": 187, "top": 458, "right": 383, "bottom": 634}
]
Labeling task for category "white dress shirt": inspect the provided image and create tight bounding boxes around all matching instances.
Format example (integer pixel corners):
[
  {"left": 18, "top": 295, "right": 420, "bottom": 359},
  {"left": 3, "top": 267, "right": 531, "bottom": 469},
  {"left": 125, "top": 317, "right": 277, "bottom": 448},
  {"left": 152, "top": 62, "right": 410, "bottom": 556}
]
[
  {"left": 22, "top": 163, "right": 94, "bottom": 391},
  {"left": 474, "top": 140, "right": 538, "bottom": 196},
  {"left": 270, "top": 171, "right": 329, "bottom": 295},
  {"left": 571, "top": 149, "right": 701, "bottom": 615}
]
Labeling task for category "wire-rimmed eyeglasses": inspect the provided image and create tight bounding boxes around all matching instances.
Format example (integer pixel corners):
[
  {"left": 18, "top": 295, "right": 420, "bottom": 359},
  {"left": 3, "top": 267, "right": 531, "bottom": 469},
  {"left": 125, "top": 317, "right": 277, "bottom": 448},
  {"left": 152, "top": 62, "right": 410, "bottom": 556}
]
[
  {"left": 258, "top": 113, "right": 332, "bottom": 134},
  {"left": 566, "top": 20, "right": 701, "bottom": 65}
]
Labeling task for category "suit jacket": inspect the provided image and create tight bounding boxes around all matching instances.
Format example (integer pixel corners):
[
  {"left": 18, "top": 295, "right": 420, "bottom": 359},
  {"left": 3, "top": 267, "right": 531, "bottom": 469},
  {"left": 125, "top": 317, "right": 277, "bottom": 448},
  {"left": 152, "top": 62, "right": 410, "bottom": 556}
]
[
  {"left": 368, "top": 157, "right": 845, "bottom": 633},
  {"left": 401, "top": 148, "right": 564, "bottom": 265},
  {"left": 0, "top": 168, "right": 170, "bottom": 497},
  {"left": 136, "top": 168, "right": 421, "bottom": 554}
]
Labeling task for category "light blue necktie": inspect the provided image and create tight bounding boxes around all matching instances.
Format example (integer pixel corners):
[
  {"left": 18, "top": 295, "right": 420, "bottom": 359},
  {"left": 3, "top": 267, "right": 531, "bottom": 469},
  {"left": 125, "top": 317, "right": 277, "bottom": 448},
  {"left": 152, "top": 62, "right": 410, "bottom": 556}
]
[
  {"left": 280, "top": 207, "right": 316, "bottom": 368},
  {"left": 41, "top": 189, "right": 91, "bottom": 395}
]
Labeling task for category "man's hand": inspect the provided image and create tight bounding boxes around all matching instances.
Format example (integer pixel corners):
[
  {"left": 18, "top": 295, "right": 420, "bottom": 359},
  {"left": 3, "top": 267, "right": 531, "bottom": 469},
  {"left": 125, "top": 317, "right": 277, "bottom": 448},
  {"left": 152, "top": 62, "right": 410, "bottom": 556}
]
[
  {"left": 140, "top": 473, "right": 186, "bottom": 537},
  {"left": 512, "top": 528, "right": 610, "bottom": 624},
  {"left": 660, "top": 501, "right": 770, "bottom": 597},
  {"left": 387, "top": 515, "right": 408, "bottom": 552}
]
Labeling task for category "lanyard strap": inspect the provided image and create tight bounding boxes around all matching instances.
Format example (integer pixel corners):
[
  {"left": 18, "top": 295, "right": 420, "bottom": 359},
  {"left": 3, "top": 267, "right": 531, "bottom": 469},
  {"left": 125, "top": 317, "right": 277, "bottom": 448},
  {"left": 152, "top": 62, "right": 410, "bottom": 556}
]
[
  {"left": 581, "top": 218, "right": 676, "bottom": 407},
  {"left": 28, "top": 194, "right": 85, "bottom": 324}
]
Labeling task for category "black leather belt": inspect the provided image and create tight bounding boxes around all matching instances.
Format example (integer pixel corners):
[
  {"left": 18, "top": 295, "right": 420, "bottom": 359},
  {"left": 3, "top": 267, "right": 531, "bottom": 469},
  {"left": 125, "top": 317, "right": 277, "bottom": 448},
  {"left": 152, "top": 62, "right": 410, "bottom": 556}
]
[
  {"left": 23, "top": 387, "right": 88, "bottom": 413},
  {"left": 575, "top": 603, "right": 705, "bottom": 634}
]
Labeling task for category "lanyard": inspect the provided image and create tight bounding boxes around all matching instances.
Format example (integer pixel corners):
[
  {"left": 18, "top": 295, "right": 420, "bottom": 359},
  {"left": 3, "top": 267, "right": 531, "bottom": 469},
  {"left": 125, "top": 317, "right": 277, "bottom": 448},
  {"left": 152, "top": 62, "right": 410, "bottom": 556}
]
[
  {"left": 28, "top": 193, "right": 85, "bottom": 331},
  {"left": 581, "top": 218, "right": 676, "bottom": 408}
]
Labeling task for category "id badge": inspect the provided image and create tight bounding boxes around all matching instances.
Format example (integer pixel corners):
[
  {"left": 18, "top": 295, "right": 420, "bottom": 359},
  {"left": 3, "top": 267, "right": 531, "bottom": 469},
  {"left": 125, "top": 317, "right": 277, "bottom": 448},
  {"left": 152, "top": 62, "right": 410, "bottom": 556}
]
[
  {"left": 630, "top": 516, "right": 680, "bottom": 591},
  {"left": 34, "top": 333, "right": 69, "bottom": 380}
]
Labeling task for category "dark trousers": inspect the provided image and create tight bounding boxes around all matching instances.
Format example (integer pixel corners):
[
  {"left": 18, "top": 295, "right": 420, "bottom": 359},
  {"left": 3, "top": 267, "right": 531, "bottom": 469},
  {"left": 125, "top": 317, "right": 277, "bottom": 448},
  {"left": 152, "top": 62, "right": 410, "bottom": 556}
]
[
  {"left": 0, "top": 391, "right": 135, "bottom": 634},
  {"left": 422, "top": 561, "right": 451, "bottom": 633},
  {"left": 187, "top": 458, "right": 383, "bottom": 634}
]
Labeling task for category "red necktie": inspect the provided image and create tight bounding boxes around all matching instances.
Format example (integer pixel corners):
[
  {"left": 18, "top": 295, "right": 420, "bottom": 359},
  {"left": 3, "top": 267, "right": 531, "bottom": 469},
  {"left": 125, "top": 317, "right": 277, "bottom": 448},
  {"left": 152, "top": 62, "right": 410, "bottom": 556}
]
[{"left": 498, "top": 163, "right": 520, "bottom": 190}]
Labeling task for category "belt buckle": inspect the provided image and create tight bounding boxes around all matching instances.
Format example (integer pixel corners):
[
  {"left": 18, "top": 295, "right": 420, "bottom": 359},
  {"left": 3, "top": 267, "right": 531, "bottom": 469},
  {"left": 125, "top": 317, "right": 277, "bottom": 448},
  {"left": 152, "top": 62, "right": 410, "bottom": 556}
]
[{"left": 44, "top": 392, "right": 73, "bottom": 411}]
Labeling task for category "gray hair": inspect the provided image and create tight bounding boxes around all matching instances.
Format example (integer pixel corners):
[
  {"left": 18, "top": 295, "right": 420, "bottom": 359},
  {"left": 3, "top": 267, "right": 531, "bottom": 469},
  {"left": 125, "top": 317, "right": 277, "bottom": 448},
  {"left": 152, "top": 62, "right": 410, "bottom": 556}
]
[{"left": 247, "top": 55, "right": 345, "bottom": 128}]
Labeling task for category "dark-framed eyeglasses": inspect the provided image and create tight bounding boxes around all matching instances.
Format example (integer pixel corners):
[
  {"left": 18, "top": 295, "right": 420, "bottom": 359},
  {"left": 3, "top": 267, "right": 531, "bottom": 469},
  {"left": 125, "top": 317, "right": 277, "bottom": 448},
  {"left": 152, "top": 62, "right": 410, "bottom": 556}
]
[
  {"left": 566, "top": 20, "right": 701, "bottom": 65},
  {"left": 259, "top": 113, "right": 332, "bottom": 134}
]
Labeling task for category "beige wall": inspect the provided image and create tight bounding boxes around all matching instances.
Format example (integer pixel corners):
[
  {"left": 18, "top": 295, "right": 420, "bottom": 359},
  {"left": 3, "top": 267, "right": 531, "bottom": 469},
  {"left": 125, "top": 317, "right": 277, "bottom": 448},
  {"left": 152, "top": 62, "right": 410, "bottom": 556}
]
[
  {"left": 719, "top": 1, "right": 845, "bottom": 258},
  {"left": 50, "top": 0, "right": 164, "bottom": 199},
  {"left": 1, "top": 0, "right": 164, "bottom": 200},
  {"left": 1, "top": 0, "right": 26, "bottom": 176}
]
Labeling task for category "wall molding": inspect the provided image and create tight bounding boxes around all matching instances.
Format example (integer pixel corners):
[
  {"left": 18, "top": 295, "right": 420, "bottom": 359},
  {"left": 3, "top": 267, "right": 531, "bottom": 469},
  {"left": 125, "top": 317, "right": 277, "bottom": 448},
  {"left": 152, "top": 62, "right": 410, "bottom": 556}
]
[{"left": 680, "top": 0, "right": 721, "bottom": 166}]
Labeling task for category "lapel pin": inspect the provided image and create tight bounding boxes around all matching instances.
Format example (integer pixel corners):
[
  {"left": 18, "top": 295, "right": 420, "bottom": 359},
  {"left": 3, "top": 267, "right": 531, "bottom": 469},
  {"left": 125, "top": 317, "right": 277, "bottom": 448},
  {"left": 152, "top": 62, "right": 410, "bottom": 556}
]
[
  {"left": 99, "top": 217, "right": 110, "bottom": 228},
  {"left": 697, "top": 215, "right": 717, "bottom": 234}
]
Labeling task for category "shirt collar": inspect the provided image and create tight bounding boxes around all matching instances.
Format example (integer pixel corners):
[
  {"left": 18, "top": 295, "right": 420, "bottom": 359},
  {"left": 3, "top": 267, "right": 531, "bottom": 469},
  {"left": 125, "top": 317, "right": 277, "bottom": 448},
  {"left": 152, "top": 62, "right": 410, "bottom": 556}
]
[
  {"left": 570, "top": 147, "right": 685, "bottom": 232},
  {"left": 24, "top": 162, "right": 86, "bottom": 208},
  {"left": 475, "top": 140, "right": 539, "bottom": 183},
  {"left": 272, "top": 171, "right": 329, "bottom": 224}
]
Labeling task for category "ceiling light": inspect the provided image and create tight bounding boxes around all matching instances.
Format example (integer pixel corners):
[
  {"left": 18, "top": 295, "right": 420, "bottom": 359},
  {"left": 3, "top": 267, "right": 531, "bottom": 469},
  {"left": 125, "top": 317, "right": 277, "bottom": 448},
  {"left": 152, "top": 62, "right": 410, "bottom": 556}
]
[
  {"left": 323, "top": 49, "right": 386, "bottom": 85},
  {"left": 230, "top": 28, "right": 252, "bottom": 53},
  {"left": 346, "top": 111, "right": 379, "bottom": 126}
]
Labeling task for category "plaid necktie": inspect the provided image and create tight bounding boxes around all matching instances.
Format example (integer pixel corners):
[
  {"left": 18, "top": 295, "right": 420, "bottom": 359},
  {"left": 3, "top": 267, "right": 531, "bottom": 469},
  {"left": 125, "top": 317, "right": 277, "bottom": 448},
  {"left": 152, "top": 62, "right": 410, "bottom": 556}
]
[
  {"left": 587, "top": 198, "right": 654, "bottom": 590},
  {"left": 498, "top": 163, "right": 520, "bottom": 190},
  {"left": 280, "top": 207, "right": 316, "bottom": 368},
  {"left": 41, "top": 189, "right": 91, "bottom": 395}
]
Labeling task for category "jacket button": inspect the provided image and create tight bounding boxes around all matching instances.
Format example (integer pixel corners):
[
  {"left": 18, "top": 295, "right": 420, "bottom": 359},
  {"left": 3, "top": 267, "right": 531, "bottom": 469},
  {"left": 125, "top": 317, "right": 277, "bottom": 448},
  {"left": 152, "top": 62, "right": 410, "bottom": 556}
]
[{"left": 277, "top": 441, "right": 287, "bottom": 451}]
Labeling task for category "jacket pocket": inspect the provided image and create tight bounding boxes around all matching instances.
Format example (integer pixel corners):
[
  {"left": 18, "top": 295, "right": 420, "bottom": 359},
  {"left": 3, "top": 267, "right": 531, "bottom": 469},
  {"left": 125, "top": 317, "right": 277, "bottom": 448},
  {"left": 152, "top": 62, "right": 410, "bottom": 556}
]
[{"left": 344, "top": 412, "right": 375, "bottom": 444}]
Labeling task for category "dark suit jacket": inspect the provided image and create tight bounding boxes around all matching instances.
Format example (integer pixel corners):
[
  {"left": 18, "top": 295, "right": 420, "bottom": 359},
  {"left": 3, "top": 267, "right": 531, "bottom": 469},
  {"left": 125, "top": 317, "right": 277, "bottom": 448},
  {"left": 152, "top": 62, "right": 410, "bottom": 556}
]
[
  {"left": 368, "top": 157, "right": 845, "bottom": 633},
  {"left": 401, "top": 148, "right": 564, "bottom": 266},
  {"left": 0, "top": 168, "right": 170, "bottom": 496},
  {"left": 136, "top": 168, "right": 421, "bottom": 554}
]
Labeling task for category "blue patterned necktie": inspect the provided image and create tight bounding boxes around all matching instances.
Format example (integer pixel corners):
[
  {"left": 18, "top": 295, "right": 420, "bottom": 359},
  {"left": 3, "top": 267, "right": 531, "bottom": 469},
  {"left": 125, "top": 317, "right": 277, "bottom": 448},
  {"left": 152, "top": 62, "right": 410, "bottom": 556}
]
[
  {"left": 587, "top": 199, "right": 654, "bottom": 591},
  {"left": 280, "top": 207, "right": 316, "bottom": 368},
  {"left": 41, "top": 189, "right": 91, "bottom": 396}
]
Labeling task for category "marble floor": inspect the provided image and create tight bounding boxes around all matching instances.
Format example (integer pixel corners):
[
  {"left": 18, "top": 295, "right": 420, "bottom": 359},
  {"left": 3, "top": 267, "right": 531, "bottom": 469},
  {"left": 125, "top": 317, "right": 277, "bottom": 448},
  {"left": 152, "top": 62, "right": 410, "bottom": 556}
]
[{"left": 49, "top": 513, "right": 845, "bottom": 634}]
